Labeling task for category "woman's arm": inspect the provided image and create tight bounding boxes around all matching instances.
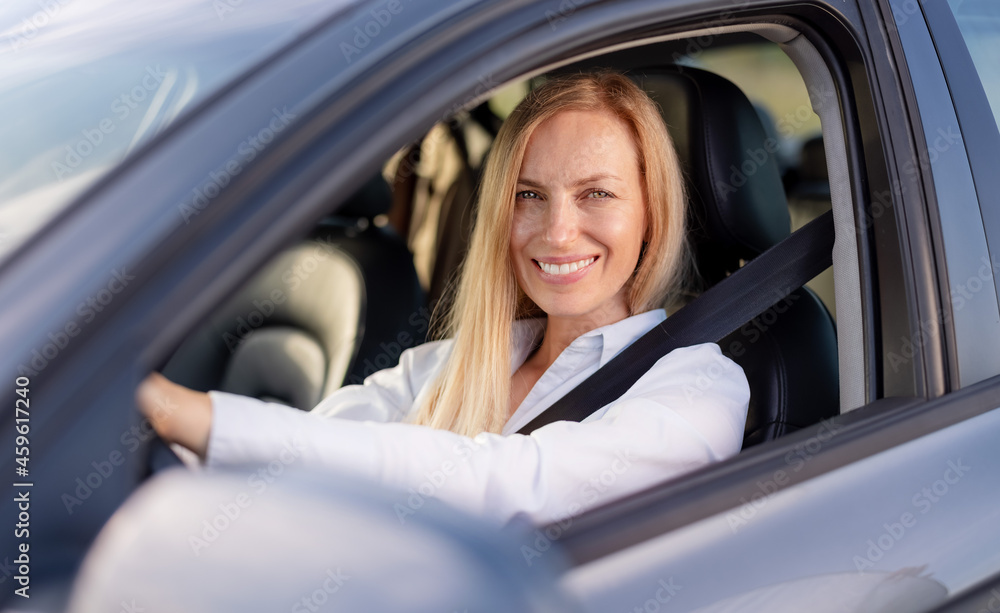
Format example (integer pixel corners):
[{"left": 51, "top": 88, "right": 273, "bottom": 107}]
[
  {"left": 136, "top": 339, "right": 455, "bottom": 455},
  {"left": 309, "top": 339, "right": 453, "bottom": 421},
  {"left": 206, "top": 343, "right": 749, "bottom": 526}
]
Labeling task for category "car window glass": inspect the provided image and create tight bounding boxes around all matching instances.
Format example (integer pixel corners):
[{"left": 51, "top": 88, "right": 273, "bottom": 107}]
[
  {"left": 0, "top": 0, "right": 351, "bottom": 263},
  {"left": 946, "top": 0, "right": 1000, "bottom": 126}
]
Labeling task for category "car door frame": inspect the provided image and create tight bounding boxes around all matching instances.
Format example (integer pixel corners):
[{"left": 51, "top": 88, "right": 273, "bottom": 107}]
[{"left": 1, "top": 0, "right": 990, "bottom": 606}]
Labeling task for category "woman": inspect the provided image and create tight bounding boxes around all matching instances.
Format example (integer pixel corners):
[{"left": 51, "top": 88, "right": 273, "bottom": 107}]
[{"left": 138, "top": 71, "right": 750, "bottom": 526}]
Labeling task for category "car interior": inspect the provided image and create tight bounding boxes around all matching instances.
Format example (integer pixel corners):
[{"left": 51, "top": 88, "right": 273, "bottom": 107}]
[{"left": 161, "top": 29, "right": 847, "bottom": 456}]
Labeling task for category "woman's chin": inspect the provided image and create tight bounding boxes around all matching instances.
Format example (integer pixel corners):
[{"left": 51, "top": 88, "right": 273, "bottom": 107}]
[{"left": 536, "top": 300, "right": 630, "bottom": 326}]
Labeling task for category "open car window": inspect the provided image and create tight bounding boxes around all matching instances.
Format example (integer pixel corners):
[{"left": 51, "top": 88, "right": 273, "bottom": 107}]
[{"left": 13, "top": 0, "right": 1000, "bottom": 610}]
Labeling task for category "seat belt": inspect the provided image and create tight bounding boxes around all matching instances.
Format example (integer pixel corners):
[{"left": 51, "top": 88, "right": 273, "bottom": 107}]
[{"left": 516, "top": 209, "right": 835, "bottom": 435}]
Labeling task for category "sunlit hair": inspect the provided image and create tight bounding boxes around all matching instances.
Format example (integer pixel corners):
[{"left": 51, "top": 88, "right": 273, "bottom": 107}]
[{"left": 409, "top": 71, "right": 688, "bottom": 437}]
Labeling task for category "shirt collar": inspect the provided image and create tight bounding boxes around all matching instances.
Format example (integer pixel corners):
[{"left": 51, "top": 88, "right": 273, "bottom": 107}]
[
  {"left": 510, "top": 317, "right": 546, "bottom": 375},
  {"left": 510, "top": 308, "right": 667, "bottom": 371}
]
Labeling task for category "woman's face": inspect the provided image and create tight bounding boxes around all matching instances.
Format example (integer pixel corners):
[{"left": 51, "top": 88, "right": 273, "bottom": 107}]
[{"left": 510, "top": 109, "right": 647, "bottom": 326}]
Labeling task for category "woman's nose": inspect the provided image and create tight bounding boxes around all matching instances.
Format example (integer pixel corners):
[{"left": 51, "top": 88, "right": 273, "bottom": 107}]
[{"left": 543, "top": 196, "right": 579, "bottom": 246}]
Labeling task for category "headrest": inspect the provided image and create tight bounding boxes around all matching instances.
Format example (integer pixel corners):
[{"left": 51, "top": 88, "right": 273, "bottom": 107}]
[
  {"left": 632, "top": 67, "right": 791, "bottom": 284},
  {"left": 336, "top": 173, "right": 393, "bottom": 219}
]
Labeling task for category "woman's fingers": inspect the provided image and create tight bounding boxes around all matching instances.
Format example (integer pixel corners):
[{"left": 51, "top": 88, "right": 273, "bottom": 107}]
[
  {"left": 136, "top": 372, "right": 173, "bottom": 434},
  {"left": 135, "top": 372, "right": 213, "bottom": 459}
]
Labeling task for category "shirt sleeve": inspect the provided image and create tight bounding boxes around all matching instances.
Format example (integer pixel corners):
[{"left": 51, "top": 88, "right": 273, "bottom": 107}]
[
  {"left": 306, "top": 339, "right": 454, "bottom": 423},
  {"left": 206, "top": 342, "right": 749, "bottom": 526}
]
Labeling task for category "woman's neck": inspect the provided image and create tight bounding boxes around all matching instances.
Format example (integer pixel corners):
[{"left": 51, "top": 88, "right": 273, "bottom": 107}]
[
  {"left": 531, "top": 305, "right": 631, "bottom": 370},
  {"left": 509, "top": 305, "right": 633, "bottom": 419}
]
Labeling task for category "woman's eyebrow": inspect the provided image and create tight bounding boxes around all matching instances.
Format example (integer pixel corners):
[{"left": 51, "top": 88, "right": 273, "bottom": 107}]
[
  {"left": 516, "top": 173, "right": 622, "bottom": 188},
  {"left": 571, "top": 173, "right": 622, "bottom": 186}
]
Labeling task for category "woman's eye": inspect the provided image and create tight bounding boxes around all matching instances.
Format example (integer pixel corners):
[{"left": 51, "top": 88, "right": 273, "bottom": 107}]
[
  {"left": 516, "top": 190, "right": 540, "bottom": 200},
  {"left": 587, "top": 190, "right": 613, "bottom": 199}
]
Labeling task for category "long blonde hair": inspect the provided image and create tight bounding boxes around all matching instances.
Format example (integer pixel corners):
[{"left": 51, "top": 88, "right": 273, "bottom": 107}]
[{"left": 410, "top": 71, "right": 688, "bottom": 437}]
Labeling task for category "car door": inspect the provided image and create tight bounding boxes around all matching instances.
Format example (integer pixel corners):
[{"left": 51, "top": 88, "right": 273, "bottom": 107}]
[
  {"left": 3, "top": 0, "right": 999, "bottom": 611},
  {"left": 549, "top": 0, "right": 1000, "bottom": 611}
]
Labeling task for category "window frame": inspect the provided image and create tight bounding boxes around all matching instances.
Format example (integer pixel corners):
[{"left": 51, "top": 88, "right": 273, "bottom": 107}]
[{"left": 922, "top": 0, "right": 1000, "bottom": 323}]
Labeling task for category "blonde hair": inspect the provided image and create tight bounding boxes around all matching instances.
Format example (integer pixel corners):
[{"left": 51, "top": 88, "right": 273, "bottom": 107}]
[{"left": 410, "top": 71, "right": 688, "bottom": 437}]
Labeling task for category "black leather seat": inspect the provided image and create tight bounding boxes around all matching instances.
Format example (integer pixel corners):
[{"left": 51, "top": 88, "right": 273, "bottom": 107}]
[
  {"left": 163, "top": 175, "right": 426, "bottom": 410},
  {"left": 632, "top": 66, "right": 839, "bottom": 447}
]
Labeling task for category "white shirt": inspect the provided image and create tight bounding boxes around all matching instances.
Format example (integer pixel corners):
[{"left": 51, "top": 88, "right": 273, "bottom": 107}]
[{"left": 206, "top": 309, "right": 750, "bottom": 526}]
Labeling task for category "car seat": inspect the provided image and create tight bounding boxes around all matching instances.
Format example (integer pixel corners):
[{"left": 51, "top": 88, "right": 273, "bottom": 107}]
[
  {"left": 631, "top": 66, "right": 840, "bottom": 447},
  {"left": 162, "top": 174, "right": 426, "bottom": 410},
  {"left": 386, "top": 116, "right": 492, "bottom": 315}
]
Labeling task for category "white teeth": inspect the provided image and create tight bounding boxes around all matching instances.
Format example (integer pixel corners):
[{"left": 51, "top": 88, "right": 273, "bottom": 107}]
[{"left": 538, "top": 257, "right": 595, "bottom": 275}]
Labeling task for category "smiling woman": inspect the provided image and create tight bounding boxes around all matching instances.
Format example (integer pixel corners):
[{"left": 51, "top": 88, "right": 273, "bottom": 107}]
[
  {"left": 137, "top": 71, "right": 749, "bottom": 527},
  {"left": 508, "top": 107, "right": 653, "bottom": 419},
  {"left": 512, "top": 111, "right": 647, "bottom": 327}
]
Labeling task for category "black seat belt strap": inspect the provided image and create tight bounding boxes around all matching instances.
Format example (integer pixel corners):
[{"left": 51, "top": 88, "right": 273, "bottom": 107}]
[{"left": 516, "top": 210, "right": 835, "bottom": 435}]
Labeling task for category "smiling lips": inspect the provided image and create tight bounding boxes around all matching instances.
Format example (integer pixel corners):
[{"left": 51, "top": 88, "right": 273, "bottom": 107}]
[{"left": 535, "top": 256, "right": 596, "bottom": 276}]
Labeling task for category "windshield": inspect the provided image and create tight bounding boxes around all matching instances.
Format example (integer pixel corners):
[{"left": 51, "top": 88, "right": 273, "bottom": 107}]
[{"left": 0, "top": 0, "right": 351, "bottom": 262}]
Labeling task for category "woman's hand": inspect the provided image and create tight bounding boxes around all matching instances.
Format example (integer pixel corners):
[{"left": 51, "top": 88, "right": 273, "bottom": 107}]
[{"left": 135, "top": 372, "right": 213, "bottom": 459}]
